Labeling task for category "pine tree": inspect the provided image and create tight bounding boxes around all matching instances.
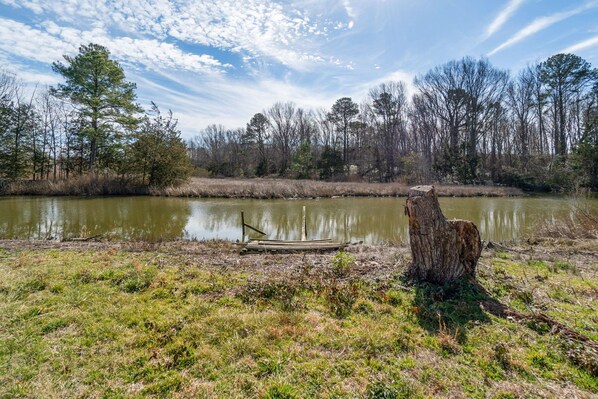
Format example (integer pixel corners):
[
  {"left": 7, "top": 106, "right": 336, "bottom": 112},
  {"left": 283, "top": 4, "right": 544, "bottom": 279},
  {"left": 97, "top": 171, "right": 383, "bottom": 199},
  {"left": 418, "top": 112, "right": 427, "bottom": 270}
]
[{"left": 51, "top": 43, "right": 141, "bottom": 173}]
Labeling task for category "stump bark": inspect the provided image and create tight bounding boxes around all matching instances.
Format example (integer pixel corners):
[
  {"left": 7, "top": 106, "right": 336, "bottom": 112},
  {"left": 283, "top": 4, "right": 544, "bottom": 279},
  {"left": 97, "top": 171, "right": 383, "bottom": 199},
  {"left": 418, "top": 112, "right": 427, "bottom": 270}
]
[{"left": 405, "top": 185, "right": 482, "bottom": 284}]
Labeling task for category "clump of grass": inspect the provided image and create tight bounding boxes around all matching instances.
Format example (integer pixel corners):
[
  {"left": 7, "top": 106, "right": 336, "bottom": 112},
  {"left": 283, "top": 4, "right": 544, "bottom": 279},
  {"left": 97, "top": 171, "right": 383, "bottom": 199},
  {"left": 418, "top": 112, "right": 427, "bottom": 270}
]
[
  {"left": 436, "top": 314, "right": 462, "bottom": 355},
  {"left": 354, "top": 298, "right": 375, "bottom": 314},
  {"left": 385, "top": 289, "right": 404, "bottom": 306},
  {"left": 99, "top": 262, "right": 156, "bottom": 293},
  {"left": 492, "top": 342, "right": 511, "bottom": 369},
  {"left": 560, "top": 340, "right": 598, "bottom": 376},
  {"left": 263, "top": 382, "right": 297, "bottom": 399},
  {"left": 365, "top": 379, "right": 419, "bottom": 399},
  {"left": 237, "top": 279, "right": 301, "bottom": 311},
  {"left": 513, "top": 288, "right": 534, "bottom": 306},
  {"left": 15, "top": 272, "right": 48, "bottom": 297}
]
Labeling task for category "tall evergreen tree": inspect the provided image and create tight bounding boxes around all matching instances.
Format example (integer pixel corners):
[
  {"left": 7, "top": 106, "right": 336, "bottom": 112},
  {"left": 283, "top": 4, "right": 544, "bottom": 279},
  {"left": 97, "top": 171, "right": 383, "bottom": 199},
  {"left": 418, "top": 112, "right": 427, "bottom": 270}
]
[
  {"left": 540, "top": 53, "right": 596, "bottom": 156},
  {"left": 328, "top": 97, "right": 359, "bottom": 165},
  {"left": 51, "top": 43, "right": 141, "bottom": 173}
]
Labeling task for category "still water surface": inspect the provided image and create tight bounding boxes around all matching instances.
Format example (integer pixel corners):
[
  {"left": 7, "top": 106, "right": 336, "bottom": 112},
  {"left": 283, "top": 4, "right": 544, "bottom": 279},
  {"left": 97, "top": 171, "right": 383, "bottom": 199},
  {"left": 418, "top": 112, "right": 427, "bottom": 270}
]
[{"left": 0, "top": 196, "right": 596, "bottom": 243}]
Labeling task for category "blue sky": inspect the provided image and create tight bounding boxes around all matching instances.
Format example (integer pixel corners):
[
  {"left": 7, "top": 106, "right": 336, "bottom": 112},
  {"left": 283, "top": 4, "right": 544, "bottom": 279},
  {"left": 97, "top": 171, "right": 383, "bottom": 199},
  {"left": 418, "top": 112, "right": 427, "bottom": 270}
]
[{"left": 1, "top": 0, "right": 597, "bottom": 137}]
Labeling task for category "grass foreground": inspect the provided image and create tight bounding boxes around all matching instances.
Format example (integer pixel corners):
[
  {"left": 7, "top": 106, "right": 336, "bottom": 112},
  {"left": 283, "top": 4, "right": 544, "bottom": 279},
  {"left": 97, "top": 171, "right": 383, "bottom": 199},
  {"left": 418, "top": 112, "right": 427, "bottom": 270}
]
[{"left": 0, "top": 239, "right": 596, "bottom": 398}]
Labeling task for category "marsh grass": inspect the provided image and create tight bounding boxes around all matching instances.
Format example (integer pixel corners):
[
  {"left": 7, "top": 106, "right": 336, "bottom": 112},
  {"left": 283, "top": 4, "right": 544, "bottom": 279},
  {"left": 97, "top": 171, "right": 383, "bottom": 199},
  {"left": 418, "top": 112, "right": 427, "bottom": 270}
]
[
  {"left": 1, "top": 176, "right": 523, "bottom": 198},
  {"left": 0, "top": 242, "right": 596, "bottom": 398},
  {"left": 536, "top": 202, "right": 598, "bottom": 240},
  {"left": 157, "top": 177, "right": 523, "bottom": 199},
  {"left": 0, "top": 175, "right": 149, "bottom": 196}
]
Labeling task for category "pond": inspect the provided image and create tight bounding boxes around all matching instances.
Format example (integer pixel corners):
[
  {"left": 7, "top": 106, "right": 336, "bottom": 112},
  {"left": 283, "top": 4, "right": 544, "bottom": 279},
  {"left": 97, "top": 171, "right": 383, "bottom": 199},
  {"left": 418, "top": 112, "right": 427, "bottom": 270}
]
[{"left": 0, "top": 196, "right": 596, "bottom": 243}]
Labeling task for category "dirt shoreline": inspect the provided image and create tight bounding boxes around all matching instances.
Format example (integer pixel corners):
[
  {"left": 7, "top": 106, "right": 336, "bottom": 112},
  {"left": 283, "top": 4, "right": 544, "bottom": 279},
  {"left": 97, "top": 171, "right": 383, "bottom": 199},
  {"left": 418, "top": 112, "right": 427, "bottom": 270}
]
[
  {"left": 1, "top": 237, "right": 595, "bottom": 277},
  {"left": 1, "top": 177, "right": 524, "bottom": 198}
]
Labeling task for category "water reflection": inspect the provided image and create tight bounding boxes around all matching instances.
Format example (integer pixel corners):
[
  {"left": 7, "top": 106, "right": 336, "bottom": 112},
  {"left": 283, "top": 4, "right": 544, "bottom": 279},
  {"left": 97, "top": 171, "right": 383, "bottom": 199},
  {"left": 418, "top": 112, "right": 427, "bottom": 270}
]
[
  {"left": 0, "top": 196, "right": 595, "bottom": 243},
  {"left": 0, "top": 197, "right": 192, "bottom": 241}
]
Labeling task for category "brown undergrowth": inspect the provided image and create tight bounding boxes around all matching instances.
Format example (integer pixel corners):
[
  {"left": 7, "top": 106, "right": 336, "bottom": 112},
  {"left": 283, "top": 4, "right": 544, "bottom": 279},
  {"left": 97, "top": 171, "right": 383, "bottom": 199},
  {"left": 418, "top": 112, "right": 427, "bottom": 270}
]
[
  {"left": 157, "top": 177, "right": 524, "bottom": 198},
  {"left": 1, "top": 176, "right": 524, "bottom": 198}
]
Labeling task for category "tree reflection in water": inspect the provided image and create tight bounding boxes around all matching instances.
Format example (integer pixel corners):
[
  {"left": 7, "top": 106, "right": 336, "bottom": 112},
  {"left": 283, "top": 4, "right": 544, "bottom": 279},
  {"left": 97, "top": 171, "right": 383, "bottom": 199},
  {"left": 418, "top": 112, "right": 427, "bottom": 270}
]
[{"left": 0, "top": 196, "right": 595, "bottom": 243}]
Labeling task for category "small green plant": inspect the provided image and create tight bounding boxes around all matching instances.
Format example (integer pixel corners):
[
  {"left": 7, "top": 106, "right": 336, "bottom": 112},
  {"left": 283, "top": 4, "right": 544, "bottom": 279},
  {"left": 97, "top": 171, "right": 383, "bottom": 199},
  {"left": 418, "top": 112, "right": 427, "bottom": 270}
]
[
  {"left": 71, "top": 269, "right": 96, "bottom": 284},
  {"left": 323, "top": 280, "right": 360, "bottom": 318},
  {"left": 101, "top": 264, "right": 156, "bottom": 293},
  {"left": 527, "top": 259, "right": 547, "bottom": 268},
  {"left": 514, "top": 288, "right": 534, "bottom": 305},
  {"left": 561, "top": 340, "right": 598, "bottom": 376},
  {"left": 330, "top": 251, "right": 355, "bottom": 278},
  {"left": 16, "top": 273, "right": 48, "bottom": 298},
  {"left": 354, "top": 299, "right": 374, "bottom": 314},
  {"left": 385, "top": 289, "right": 403, "bottom": 306},
  {"left": 437, "top": 314, "right": 462, "bottom": 355},
  {"left": 493, "top": 342, "right": 511, "bottom": 369}
]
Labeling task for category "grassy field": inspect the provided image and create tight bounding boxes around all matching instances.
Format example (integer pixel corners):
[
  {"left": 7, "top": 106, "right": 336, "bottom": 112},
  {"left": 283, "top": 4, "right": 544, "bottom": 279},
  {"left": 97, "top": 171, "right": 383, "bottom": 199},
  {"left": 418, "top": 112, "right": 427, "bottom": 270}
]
[
  {"left": 0, "top": 176, "right": 523, "bottom": 198},
  {"left": 0, "top": 239, "right": 596, "bottom": 398}
]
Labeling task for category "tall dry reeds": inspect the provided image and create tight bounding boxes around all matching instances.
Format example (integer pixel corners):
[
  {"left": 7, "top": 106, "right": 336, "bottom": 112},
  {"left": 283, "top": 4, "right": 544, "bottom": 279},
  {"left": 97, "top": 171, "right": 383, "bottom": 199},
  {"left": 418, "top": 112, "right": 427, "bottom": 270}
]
[
  {"left": 0, "top": 176, "right": 148, "bottom": 196},
  {"left": 2, "top": 176, "right": 524, "bottom": 198},
  {"left": 536, "top": 203, "right": 598, "bottom": 240},
  {"left": 153, "top": 178, "right": 523, "bottom": 199}
]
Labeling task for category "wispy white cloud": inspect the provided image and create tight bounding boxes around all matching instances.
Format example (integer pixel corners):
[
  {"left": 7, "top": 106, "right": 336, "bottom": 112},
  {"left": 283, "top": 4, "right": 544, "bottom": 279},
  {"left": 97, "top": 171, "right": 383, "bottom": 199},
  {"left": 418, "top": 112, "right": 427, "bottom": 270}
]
[
  {"left": 0, "top": 18, "right": 72, "bottom": 63},
  {"left": 488, "top": 1, "right": 598, "bottom": 56},
  {"left": 0, "top": 17, "right": 229, "bottom": 74},
  {"left": 561, "top": 35, "right": 598, "bottom": 53},
  {"left": 342, "top": 0, "right": 357, "bottom": 19},
  {"left": 129, "top": 65, "right": 416, "bottom": 138},
  {"left": 483, "top": 0, "right": 524, "bottom": 40},
  {"left": 0, "top": 0, "right": 334, "bottom": 71}
]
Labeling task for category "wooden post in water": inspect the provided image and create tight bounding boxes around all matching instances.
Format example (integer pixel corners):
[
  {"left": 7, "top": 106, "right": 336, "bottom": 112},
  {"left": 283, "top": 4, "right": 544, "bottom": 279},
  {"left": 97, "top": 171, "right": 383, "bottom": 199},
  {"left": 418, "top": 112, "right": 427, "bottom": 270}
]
[
  {"left": 301, "top": 206, "right": 307, "bottom": 241},
  {"left": 241, "top": 211, "right": 246, "bottom": 242}
]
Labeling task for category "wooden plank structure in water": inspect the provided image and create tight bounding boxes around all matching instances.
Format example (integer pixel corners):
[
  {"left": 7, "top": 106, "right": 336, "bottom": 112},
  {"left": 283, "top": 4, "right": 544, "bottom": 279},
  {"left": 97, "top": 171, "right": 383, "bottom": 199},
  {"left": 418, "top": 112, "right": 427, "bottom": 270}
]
[{"left": 240, "top": 207, "right": 347, "bottom": 254}]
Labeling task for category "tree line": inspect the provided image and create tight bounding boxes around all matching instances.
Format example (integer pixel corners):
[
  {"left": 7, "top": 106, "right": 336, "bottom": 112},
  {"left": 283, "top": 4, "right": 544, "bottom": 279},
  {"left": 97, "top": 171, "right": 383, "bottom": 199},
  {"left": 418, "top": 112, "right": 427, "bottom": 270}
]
[
  {"left": 0, "top": 43, "right": 191, "bottom": 187},
  {"left": 1, "top": 44, "right": 596, "bottom": 191},
  {"left": 189, "top": 54, "right": 597, "bottom": 191}
]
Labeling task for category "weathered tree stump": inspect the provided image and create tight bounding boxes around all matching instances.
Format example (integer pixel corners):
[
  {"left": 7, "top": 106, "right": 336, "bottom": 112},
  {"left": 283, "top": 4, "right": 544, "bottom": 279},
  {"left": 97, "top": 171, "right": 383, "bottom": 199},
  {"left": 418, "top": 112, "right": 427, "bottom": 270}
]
[{"left": 405, "top": 185, "right": 482, "bottom": 284}]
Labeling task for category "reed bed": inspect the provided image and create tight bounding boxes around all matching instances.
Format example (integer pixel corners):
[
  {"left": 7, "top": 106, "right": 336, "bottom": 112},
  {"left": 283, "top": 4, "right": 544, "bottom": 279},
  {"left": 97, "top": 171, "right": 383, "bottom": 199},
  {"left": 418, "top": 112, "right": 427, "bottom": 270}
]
[
  {"left": 536, "top": 204, "right": 598, "bottom": 240},
  {"left": 154, "top": 177, "right": 523, "bottom": 199},
  {"left": 0, "top": 176, "right": 148, "bottom": 196},
  {"left": 1, "top": 176, "right": 523, "bottom": 198}
]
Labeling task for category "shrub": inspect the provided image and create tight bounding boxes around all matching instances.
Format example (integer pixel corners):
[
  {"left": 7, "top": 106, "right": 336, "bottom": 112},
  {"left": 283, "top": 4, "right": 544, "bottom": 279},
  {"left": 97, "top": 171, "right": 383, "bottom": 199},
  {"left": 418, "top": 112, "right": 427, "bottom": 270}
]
[
  {"left": 330, "top": 251, "right": 355, "bottom": 278},
  {"left": 323, "top": 280, "right": 360, "bottom": 318}
]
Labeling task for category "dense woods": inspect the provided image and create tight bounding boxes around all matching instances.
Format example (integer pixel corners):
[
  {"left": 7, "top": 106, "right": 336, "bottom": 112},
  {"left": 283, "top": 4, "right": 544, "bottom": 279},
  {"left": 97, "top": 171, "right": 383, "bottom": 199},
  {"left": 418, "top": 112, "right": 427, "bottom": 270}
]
[
  {"left": 1, "top": 44, "right": 597, "bottom": 191},
  {"left": 190, "top": 54, "right": 598, "bottom": 191}
]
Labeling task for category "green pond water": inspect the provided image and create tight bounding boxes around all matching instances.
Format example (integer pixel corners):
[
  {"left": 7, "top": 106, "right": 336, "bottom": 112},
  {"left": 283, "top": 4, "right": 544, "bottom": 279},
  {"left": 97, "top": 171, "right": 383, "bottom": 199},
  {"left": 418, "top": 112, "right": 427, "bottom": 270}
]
[{"left": 0, "top": 196, "right": 596, "bottom": 243}]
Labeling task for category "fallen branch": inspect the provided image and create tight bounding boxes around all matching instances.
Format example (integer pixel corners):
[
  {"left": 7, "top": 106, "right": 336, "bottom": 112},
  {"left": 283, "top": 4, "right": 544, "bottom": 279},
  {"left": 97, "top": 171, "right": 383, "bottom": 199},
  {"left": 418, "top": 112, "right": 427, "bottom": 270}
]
[{"left": 478, "top": 286, "right": 598, "bottom": 351}]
